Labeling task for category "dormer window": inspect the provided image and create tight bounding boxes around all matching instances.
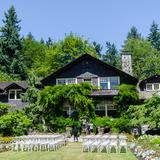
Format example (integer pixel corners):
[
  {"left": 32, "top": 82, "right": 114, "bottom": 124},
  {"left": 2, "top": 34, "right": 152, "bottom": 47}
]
[
  {"left": 84, "top": 79, "right": 92, "bottom": 84},
  {"left": 146, "top": 83, "right": 160, "bottom": 91},
  {"left": 9, "top": 89, "right": 22, "bottom": 100},
  {"left": 56, "top": 78, "right": 76, "bottom": 85}
]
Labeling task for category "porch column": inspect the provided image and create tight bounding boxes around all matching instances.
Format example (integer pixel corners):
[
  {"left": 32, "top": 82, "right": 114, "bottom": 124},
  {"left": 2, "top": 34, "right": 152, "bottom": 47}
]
[
  {"left": 68, "top": 106, "right": 71, "bottom": 117},
  {"left": 105, "top": 103, "right": 108, "bottom": 116}
]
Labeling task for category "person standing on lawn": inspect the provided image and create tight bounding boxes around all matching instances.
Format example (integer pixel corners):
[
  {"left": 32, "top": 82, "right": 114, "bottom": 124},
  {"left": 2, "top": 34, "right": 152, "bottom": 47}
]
[{"left": 72, "top": 126, "right": 79, "bottom": 142}]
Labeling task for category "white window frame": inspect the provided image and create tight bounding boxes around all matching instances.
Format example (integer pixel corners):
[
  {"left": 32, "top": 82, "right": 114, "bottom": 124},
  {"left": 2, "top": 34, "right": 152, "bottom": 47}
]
[
  {"left": 146, "top": 83, "right": 160, "bottom": 91},
  {"left": 56, "top": 78, "right": 76, "bottom": 85},
  {"left": 8, "top": 89, "right": 22, "bottom": 100},
  {"left": 99, "top": 76, "right": 120, "bottom": 89},
  {"left": 83, "top": 78, "right": 92, "bottom": 84},
  {"left": 95, "top": 104, "right": 105, "bottom": 111},
  {"left": 154, "top": 83, "right": 160, "bottom": 90}
]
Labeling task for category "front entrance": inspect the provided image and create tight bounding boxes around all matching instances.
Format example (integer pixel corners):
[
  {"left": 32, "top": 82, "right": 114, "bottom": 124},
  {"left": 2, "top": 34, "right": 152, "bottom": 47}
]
[{"left": 95, "top": 100, "right": 117, "bottom": 117}]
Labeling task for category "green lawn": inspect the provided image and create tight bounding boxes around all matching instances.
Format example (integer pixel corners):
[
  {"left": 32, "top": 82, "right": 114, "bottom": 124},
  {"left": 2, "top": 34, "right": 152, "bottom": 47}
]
[{"left": 0, "top": 142, "right": 137, "bottom": 160}]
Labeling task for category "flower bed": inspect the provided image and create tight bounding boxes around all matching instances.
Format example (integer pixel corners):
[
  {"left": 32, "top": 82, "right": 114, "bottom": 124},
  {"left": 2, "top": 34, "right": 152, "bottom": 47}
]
[
  {"left": 0, "top": 137, "right": 14, "bottom": 152},
  {"left": 130, "top": 135, "right": 160, "bottom": 160}
]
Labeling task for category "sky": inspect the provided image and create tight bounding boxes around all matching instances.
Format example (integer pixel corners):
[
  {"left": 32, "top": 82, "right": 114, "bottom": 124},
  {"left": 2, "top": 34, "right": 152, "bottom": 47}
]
[{"left": 1, "top": 0, "right": 160, "bottom": 51}]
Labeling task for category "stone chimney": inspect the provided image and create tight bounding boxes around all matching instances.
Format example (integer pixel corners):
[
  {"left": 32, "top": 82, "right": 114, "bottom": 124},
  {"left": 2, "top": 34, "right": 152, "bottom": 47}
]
[{"left": 121, "top": 52, "right": 133, "bottom": 76}]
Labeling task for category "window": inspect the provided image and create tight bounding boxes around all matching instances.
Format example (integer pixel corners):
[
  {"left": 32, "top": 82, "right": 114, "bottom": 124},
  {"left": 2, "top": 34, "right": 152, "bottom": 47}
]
[
  {"left": 67, "top": 79, "right": 76, "bottom": 84},
  {"left": 56, "top": 78, "right": 76, "bottom": 85},
  {"left": 146, "top": 83, "right": 160, "bottom": 91},
  {"left": 154, "top": 84, "right": 159, "bottom": 90},
  {"left": 96, "top": 105, "right": 105, "bottom": 110},
  {"left": 9, "top": 90, "right": 22, "bottom": 100},
  {"left": 107, "top": 104, "right": 116, "bottom": 110},
  {"left": 146, "top": 84, "right": 152, "bottom": 91},
  {"left": 84, "top": 79, "right": 92, "bottom": 84},
  {"left": 100, "top": 77, "right": 109, "bottom": 89},
  {"left": 9, "top": 90, "right": 15, "bottom": 99},
  {"left": 57, "top": 79, "right": 66, "bottom": 85},
  {"left": 17, "top": 90, "right": 22, "bottom": 99},
  {"left": 100, "top": 77, "right": 119, "bottom": 89},
  {"left": 110, "top": 77, "right": 119, "bottom": 89}
]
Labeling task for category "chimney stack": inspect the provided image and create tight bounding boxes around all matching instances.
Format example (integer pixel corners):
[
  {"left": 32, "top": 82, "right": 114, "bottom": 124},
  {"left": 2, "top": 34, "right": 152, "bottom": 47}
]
[{"left": 121, "top": 52, "right": 133, "bottom": 76}]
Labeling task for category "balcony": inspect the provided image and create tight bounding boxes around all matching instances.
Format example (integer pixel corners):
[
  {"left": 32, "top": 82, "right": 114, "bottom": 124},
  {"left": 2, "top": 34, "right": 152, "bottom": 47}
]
[{"left": 91, "top": 89, "right": 119, "bottom": 97}]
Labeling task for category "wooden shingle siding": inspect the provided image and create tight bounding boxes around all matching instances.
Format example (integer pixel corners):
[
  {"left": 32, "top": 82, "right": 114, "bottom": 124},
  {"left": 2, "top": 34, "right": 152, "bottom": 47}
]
[{"left": 41, "top": 54, "right": 138, "bottom": 86}]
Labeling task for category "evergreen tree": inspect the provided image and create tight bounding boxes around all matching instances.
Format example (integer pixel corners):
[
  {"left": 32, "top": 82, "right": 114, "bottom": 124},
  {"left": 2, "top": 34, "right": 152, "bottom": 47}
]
[
  {"left": 92, "top": 41, "right": 103, "bottom": 58},
  {"left": 127, "top": 26, "right": 141, "bottom": 40},
  {"left": 0, "top": 5, "right": 26, "bottom": 79},
  {"left": 46, "top": 37, "right": 53, "bottom": 47},
  {"left": 102, "top": 42, "right": 120, "bottom": 67},
  {"left": 27, "top": 32, "right": 34, "bottom": 40},
  {"left": 148, "top": 21, "right": 160, "bottom": 50},
  {"left": 40, "top": 38, "right": 45, "bottom": 44}
]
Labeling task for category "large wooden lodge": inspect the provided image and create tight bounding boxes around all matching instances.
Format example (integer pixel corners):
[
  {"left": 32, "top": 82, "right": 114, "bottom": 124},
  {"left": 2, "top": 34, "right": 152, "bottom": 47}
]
[{"left": 0, "top": 53, "right": 160, "bottom": 117}]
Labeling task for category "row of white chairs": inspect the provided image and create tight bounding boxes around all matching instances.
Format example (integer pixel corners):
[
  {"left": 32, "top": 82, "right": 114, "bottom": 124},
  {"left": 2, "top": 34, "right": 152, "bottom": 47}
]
[
  {"left": 82, "top": 134, "right": 127, "bottom": 153},
  {"left": 12, "top": 134, "right": 66, "bottom": 151}
]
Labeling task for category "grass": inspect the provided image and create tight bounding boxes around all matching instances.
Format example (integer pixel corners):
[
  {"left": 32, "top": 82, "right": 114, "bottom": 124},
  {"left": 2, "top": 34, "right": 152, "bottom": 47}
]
[{"left": 0, "top": 142, "right": 137, "bottom": 160}]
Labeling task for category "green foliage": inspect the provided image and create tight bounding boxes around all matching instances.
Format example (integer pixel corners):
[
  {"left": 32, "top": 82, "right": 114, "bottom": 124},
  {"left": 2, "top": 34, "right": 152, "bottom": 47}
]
[
  {"left": 103, "top": 42, "right": 120, "bottom": 67},
  {"left": 49, "top": 117, "right": 77, "bottom": 133},
  {"left": 127, "top": 26, "right": 141, "bottom": 40},
  {"left": 93, "top": 116, "right": 131, "bottom": 133},
  {"left": 22, "top": 71, "right": 39, "bottom": 104},
  {"left": 22, "top": 72, "right": 40, "bottom": 128},
  {"left": 46, "top": 37, "right": 53, "bottom": 47},
  {"left": 21, "top": 33, "right": 47, "bottom": 71},
  {"left": 128, "top": 95, "right": 160, "bottom": 128},
  {"left": 148, "top": 21, "right": 160, "bottom": 50},
  {"left": 136, "top": 135, "right": 160, "bottom": 154},
  {"left": 92, "top": 41, "right": 103, "bottom": 57},
  {"left": 113, "top": 84, "right": 139, "bottom": 115},
  {"left": 0, "top": 110, "right": 32, "bottom": 136},
  {"left": 0, "top": 5, "right": 27, "bottom": 79},
  {"left": 93, "top": 116, "right": 112, "bottom": 127},
  {"left": 112, "top": 117, "right": 131, "bottom": 133},
  {"left": 37, "top": 83, "right": 95, "bottom": 130},
  {"left": 150, "top": 137, "right": 160, "bottom": 145},
  {"left": 123, "top": 38, "right": 160, "bottom": 79},
  {"left": 61, "top": 33, "right": 98, "bottom": 63},
  {"left": 0, "top": 103, "right": 12, "bottom": 116},
  {"left": 0, "top": 71, "right": 15, "bottom": 81},
  {"left": 21, "top": 33, "right": 99, "bottom": 78}
]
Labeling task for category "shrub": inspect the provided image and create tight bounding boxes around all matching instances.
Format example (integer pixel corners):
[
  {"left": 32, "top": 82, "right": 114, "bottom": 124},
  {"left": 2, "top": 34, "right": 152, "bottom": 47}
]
[
  {"left": 0, "top": 103, "right": 12, "bottom": 116},
  {"left": 113, "top": 84, "right": 139, "bottom": 116},
  {"left": 49, "top": 117, "right": 79, "bottom": 133},
  {"left": 112, "top": 117, "right": 131, "bottom": 133},
  {"left": 93, "top": 117, "right": 112, "bottom": 127},
  {"left": 0, "top": 110, "right": 32, "bottom": 136},
  {"left": 93, "top": 116, "right": 131, "bottom": 133},
  {"left": 150, "top": 137, "right": 160, "bottom": 145}
]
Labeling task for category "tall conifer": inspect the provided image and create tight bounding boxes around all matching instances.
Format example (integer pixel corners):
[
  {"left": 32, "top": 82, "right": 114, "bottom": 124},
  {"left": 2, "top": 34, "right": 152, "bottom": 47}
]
[
  {"left": 148, "top": 21, "right": 160, "bottom": 50},
  {"left": 0, "top": 5, "right": 26, "bottom": 79}
]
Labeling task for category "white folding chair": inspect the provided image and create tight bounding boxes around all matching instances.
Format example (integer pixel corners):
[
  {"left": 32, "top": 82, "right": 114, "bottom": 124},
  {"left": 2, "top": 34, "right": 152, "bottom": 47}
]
[
  {"left": 108, "top": 135, "right": 118, "bottom": 153},
  {"left": 119, "top": 135, "right": 127, "bottom": 153}
]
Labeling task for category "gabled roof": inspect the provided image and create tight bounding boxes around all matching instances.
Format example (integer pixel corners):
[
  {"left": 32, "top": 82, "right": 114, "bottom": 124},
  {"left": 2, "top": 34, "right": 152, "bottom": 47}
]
[
  {"left": 41, "top": 53, "right": 138, "bottom": 84},
  {"left": 140, "top": 74, "right": 160, "bottom": 83},
  {"left": 77, "top": 72, "right": 98, "bottom": 78},
  {"left": 0, "top": 81, "right": 28, "bottom": 91}
]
